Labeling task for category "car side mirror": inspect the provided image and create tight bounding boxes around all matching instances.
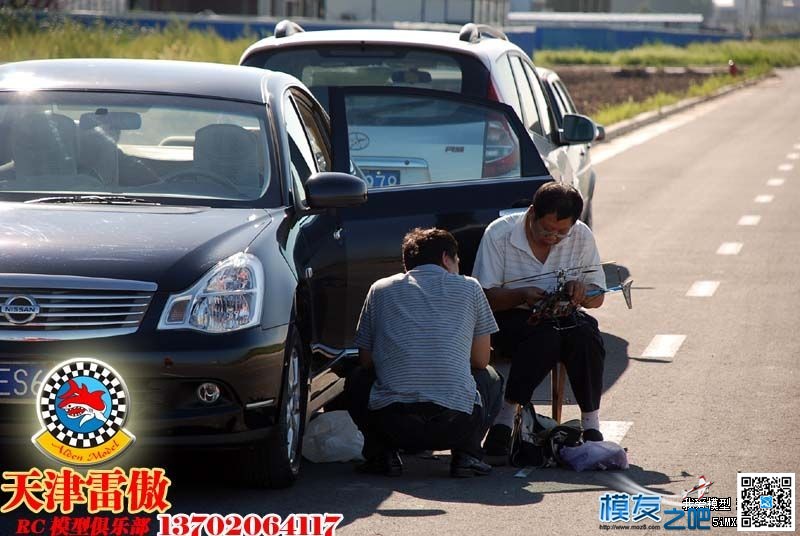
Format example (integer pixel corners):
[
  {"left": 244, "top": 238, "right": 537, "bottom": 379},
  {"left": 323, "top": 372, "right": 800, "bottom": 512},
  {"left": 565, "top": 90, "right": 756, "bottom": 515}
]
[
  {"left": 306, "top": 172, "right": 367, "bottom": 209},
  {"left": 594, "top": 124, "right": 606, "bottom": 142},
  {"left": 560, "top": 113, "right": 596, "bottom": 144}
]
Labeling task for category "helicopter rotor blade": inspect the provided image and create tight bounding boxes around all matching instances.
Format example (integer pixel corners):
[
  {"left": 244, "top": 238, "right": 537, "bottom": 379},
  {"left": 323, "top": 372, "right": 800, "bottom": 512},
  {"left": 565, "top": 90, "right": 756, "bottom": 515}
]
[{"left": 501, "top": 263, "right": 605, "bottom": 286}]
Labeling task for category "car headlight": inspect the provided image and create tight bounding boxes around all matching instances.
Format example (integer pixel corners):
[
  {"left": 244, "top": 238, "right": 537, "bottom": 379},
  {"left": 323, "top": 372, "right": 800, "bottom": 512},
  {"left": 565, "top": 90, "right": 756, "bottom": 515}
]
[{"left": 158, "top": 252, "right": 264, "bottom": 333}]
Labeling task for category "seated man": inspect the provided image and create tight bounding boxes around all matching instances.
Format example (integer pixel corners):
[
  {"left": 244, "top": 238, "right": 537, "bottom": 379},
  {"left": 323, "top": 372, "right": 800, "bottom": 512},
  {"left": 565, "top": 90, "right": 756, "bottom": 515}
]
[
  {"left": 346, "top": 227, "right": 503, "bottom": 477},
  {"left": 472, "top": 182, "right": 607, "bottom": 463}
]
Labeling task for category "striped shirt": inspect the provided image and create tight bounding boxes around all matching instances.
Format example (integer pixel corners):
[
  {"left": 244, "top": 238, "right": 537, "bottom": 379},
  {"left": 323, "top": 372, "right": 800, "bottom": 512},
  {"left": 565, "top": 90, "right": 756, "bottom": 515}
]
[
  {"left": 354, "top": 264, "right": 498, "bottom": 414},
  {"left": 472, "top": 211, "right": 606, "bottom": 296}
]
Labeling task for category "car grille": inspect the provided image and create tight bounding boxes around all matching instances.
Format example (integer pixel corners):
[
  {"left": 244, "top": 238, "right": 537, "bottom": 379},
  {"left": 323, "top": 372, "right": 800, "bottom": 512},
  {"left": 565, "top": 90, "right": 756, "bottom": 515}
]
[{"left": 0, "top": 274, "right": 157, "bottom": 341}]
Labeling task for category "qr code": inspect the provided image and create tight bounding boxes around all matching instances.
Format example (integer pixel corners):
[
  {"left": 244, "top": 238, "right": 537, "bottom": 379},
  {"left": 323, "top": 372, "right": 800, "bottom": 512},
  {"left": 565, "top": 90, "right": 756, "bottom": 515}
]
[{"left": 737, "top": 473, "right": 795, "bottom": 532}]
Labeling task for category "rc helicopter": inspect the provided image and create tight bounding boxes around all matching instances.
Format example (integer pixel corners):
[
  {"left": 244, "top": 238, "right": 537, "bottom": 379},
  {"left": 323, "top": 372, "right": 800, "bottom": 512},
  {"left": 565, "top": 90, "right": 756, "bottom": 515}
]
[{"left": 501, "top": 263, "right": 634, "bottom": 330}]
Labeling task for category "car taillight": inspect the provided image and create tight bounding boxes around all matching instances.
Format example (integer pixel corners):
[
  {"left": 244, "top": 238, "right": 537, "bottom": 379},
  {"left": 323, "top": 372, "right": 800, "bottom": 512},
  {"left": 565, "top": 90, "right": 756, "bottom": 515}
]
[
  {"left": 482, "top": 118, "right": 520, "bottom": 178},
  {"left": 487, "top": 82, "right": 500, "bottom": 102}
]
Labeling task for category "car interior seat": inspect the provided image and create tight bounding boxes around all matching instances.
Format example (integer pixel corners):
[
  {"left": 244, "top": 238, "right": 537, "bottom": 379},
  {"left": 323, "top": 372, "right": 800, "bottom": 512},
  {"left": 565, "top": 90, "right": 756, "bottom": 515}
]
[
  {"left": 13, "top": 111, "right": 79, "bottom": 179},
  {"left": 193, "top": 123, "right": 262, "bottom": 197},
  {"left": 78, "top": 119, "right": 120, "bottom": 186}
]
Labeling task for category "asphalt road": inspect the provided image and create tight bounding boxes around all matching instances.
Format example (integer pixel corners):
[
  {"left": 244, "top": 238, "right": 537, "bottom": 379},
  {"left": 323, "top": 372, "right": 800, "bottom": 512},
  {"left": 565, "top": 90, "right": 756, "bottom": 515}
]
[{"left": 2, "top": 69, "right": 798, "bottom": 536}]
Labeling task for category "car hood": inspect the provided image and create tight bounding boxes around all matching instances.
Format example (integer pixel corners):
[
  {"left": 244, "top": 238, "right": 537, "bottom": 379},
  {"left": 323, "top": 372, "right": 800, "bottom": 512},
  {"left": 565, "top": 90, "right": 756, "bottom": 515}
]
[{"left": 0, "top": 203, "right": 274, "bottom": 292}]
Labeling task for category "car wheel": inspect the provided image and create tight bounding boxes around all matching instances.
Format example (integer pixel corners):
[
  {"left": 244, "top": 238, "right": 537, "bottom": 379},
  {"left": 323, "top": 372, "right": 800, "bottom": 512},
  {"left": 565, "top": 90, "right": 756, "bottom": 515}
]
[{"left": 240, "top": 326, "right": 308, "bottom": 488}]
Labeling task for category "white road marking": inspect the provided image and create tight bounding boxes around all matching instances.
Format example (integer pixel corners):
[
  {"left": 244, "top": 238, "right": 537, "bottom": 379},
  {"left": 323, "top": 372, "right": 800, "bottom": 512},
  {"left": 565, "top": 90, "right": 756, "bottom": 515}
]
[
  {"left": 787, "top": 153, "right": 799, "bottom": 160},
  {"left": 717, "top": 242, "right": 743, "bottom": 255},
  {"left": 738, "top": 215, "right": 761, "bottom": 226},
  {"left": 767, "top": 178, "right": 785, "bottom": 186},
  {"left": 778, "top": 164, "right": 794, "bottom": 172},
  {"left": 600, "top": 421, "right": 633, "bottom": 444},
  {"left": 514, "top": 467, "right": 534, "bottom": 478},
  {"left": 642, "top": 335, "right": 686, "bottom": 359},
  {"left": 686, "top": 280, "right": 720, "bottom": 297},
  {"left": 754, "top": 194, "right": 774, "bottom": 203}
]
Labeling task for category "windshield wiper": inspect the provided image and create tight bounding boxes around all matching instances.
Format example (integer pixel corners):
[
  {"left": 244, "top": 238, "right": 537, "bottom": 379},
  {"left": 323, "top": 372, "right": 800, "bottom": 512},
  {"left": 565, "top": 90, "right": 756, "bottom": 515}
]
[{"left": 24, "top": 195, "right": 161, "bottom": 206}]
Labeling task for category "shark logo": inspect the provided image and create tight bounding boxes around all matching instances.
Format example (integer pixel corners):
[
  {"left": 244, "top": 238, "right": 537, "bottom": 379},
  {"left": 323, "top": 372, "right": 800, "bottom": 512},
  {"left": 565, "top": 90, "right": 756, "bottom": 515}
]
[
  {"left": 58, "top": 379, "right": 108, "bottom": 427},
  {"left": 32, "top": 358, "right": 135, "bottom": 466}
]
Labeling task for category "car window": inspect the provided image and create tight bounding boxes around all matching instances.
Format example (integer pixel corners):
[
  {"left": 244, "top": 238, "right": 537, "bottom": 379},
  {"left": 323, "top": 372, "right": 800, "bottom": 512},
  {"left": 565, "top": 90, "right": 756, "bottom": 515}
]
[
  {"left": 0, "top": 91, "right": 272, "bottom": 203},
  {"left": 509, "top": 57, "right": 543, "bottom": 136},
  {"left": 342, "top": 93, "right": 522, "bottom": 189},
  {"left": 524, "top": 63, "right": 554, "bottom": 137},
  {"left": 493, "top": 55, "right": 522, "bottom": 120},
  {"left": 554, "top": 79, "right": 578, "bottom": 114},
  {"left": 248, "top": 46, "right": 489, "bottom": 109},
  {"left": 284, "top": 95, "right": 318, "bottom": 208},
  {"left": 291, "top": 91, "right": 331, "bottom": 173}
]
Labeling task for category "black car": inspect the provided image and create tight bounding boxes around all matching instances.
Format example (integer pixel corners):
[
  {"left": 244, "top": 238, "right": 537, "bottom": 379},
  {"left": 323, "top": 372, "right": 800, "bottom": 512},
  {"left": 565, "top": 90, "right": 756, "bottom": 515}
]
[{"left": 0, "top": 59, "right": 554, "bottom": 487}]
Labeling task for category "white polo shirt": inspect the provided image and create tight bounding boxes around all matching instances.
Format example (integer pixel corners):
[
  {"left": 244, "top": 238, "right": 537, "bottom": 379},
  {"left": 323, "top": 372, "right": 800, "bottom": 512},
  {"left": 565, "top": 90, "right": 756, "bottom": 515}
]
[{"left": 472, "top": 211, "right": 606, "bottom": 294}]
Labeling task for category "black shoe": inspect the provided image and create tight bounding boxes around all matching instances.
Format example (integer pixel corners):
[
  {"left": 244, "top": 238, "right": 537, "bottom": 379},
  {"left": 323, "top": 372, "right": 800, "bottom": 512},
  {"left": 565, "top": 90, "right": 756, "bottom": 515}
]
[
  {"left": 356, "top": 451, "right": 403, "bottom": 476},
  {"left": 450, "top": 453, "right": 492, "bottom": 478},
  {"left": 583, "top": 428, "right": 604, "bottom": 442},
  {"left": 482, "top": 424, "right": 512, "bottom": 466}
]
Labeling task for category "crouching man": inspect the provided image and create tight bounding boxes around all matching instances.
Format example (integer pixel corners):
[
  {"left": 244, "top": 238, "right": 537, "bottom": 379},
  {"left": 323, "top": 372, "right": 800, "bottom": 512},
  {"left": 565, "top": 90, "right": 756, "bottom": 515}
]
[{"left": 346, "top": 227, "right": 503, "bottom": 477}]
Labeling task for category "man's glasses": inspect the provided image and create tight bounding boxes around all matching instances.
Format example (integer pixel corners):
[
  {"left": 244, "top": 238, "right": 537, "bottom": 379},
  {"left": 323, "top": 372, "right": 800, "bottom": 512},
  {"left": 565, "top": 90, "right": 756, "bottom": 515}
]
[{"left": 532, "top": 219, "right": 572, "bottom": 240}]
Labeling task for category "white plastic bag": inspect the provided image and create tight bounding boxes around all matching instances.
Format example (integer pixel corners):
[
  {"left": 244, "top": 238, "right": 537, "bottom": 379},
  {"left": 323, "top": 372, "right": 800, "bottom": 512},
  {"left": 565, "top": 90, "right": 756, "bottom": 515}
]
[
  {"left": 559, "top": 441, "right": 629, "bottom": 472},
  {"left": 302, "top": 411, "right": 365, "bottom": 463}
]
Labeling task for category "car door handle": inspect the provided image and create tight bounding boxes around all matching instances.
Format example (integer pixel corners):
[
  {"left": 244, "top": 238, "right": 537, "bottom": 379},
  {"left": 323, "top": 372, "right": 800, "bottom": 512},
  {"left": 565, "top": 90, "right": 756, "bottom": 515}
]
[{"left": 333, "top": 228, "right": 343, "bottom": 241}]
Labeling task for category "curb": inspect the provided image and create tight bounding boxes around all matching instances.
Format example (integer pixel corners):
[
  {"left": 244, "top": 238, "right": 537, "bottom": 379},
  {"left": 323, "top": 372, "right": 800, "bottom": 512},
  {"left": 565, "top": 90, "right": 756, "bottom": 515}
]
[{"left": 599, "top": 73, "right": 771, "bottom": 143}]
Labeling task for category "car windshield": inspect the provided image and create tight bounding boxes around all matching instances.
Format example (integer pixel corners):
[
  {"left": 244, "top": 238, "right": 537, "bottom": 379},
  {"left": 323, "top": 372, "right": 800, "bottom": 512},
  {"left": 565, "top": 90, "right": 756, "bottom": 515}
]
[
  {"left": 253, "top": 46, "right": 481, "bottom": 109},
  {"left": 0, "top": 91, "right": 272, "bottom": 203}
]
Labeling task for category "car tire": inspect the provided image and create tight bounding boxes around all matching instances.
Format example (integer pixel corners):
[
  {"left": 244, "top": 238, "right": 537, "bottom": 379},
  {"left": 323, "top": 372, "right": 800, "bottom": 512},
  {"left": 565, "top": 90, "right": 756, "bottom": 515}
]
[{"left": 240, "top": 326, "right": 308, "bottom": 488}]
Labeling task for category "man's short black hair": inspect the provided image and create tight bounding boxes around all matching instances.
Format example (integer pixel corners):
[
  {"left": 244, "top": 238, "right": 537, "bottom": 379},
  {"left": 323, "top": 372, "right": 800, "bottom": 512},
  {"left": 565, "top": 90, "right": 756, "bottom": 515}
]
[
  {"left": 402, "top": 227, "right": 459, "bottom": 271},
  {"left": 532, "top": 182, "right": 584, "bottom": 222}
]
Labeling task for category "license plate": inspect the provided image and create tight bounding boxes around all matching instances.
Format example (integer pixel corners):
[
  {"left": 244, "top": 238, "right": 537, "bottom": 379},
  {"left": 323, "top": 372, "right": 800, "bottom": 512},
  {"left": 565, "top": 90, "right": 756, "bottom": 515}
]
[
  {"left": 0, "top": 364, "right": 48, "bottom": 401},
  {"left": 363, "top": 169, "right": 401, "bottom": 189}
]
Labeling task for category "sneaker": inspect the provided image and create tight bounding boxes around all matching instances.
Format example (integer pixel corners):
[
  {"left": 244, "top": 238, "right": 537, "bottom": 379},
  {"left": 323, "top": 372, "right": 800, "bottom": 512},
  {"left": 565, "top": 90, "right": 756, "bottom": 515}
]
[
  {"left": 356, "top": 451, "right": 403, "bottom": 477},
  {"left": 583, "top": 428, "right": 604, "bottom": 442},
  {"left": 450, "top": 453, "right": 492, "bottom": 478},
  {"left": 482, "top": 424, "right": 512, "bottom": 466}
]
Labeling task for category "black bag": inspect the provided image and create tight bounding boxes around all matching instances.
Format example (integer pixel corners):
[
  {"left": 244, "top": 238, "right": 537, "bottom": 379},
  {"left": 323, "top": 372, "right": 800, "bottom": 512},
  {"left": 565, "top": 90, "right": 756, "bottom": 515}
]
[{"left": 509, "top": 403, "right": 583, "bottom": 468}]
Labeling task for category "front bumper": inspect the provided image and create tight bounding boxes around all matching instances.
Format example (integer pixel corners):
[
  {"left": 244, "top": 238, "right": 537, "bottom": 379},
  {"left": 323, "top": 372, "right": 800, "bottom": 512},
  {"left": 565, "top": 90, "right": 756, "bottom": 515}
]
[{"left": 0, "top": 323, "right": 290, "bottom": 449}]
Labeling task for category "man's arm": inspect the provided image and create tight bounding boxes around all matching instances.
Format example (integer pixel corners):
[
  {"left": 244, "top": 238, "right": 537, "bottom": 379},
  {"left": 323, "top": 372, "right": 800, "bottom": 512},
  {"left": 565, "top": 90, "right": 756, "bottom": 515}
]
[
  {"left": 485, "top": 286, "right": 546, "bottom": 312},
  {"left": 470, "top": 334, "right": 491, "bottom": 369},
  {"left": 564, "top": 280, "right": 605, "bottom": 308},
  {"left": 583, "top": 284, "right": 605, "bottom": 308}
]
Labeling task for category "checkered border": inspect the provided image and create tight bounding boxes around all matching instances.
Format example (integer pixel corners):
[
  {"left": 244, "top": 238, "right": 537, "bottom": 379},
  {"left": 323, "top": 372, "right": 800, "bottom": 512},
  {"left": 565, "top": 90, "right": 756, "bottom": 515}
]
[{"left": 38, "top": 360, "right": 128, "bottom": 448}]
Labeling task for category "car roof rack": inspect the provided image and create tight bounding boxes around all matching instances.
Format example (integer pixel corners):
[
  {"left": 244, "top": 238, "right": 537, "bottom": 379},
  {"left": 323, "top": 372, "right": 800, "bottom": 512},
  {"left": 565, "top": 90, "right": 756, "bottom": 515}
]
[
  {"left": 458, "top": 23, "right": 508, "bottom": 43},
  {"left": 274, "top": 19, "right": 305, "bottom": 39}
]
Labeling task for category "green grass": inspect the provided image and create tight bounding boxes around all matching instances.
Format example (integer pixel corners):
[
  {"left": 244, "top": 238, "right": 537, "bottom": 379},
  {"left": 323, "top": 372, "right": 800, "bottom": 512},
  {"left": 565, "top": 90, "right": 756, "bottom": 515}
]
[
  {"left": 592, "top": 65, "right": 771, "bottom": 126},
  {"left": 0, "top": 14, "right": 255, "bottom": 64},
  {"left": 536, "top": 39, "right": 800, "bottom": 68}
]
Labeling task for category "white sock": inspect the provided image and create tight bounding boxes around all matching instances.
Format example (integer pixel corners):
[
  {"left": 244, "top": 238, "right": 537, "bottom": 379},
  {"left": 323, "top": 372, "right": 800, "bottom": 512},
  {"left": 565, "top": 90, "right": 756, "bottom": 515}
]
[
  {"left": 582, "top": 410, "right": 600, "bottom": 431},
  {"left": 495, "top": 400, "right": 517, "bottom": 429}
]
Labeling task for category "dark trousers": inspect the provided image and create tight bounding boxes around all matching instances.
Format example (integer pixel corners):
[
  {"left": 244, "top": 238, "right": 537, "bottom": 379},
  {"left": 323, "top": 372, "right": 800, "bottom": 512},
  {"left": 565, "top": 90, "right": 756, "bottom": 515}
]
[
  {"left": 492, "top": 309, "right": 605, "bottom": 412},
  {"left": 345, "top": 365, "right": 503, "bottom": 460}
]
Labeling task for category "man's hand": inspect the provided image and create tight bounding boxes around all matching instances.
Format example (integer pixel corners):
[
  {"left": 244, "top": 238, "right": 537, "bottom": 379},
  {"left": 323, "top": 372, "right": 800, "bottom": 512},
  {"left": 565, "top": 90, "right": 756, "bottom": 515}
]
[
  {"left": 565, "top": 280, "right": 587, "bottom": 306},
  {"left": 521, "top": 286, "right": 546, "bottom": 306}
]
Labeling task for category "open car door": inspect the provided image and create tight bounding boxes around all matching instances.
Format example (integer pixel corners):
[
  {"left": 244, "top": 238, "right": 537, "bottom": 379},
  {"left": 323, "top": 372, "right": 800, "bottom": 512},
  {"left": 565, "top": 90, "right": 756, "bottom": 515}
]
[{"left": 328, "top": 87, "right": 553, "bottom": 346}]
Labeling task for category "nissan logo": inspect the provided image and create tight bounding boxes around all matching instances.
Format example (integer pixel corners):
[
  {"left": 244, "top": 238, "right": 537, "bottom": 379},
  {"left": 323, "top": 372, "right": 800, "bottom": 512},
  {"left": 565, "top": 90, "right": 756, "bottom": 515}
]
[
  {"left": 2, "top": 295, "right": 40, "bottom": 325},
  {"left": 349, "top": 132, "right": 370, "bottom": 151}
]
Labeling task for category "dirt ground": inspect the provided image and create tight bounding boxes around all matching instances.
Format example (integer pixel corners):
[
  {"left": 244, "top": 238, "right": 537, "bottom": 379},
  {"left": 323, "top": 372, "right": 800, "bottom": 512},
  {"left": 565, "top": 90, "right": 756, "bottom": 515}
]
[{"left": 551, "top": 66, "right": 720, "bottom": 117}]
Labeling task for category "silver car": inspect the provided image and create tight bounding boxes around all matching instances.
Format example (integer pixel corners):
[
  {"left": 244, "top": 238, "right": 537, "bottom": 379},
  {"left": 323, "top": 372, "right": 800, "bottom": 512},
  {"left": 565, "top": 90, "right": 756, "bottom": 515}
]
[{"left": 240, "top": 21, "right": 601, "bottom": 225}]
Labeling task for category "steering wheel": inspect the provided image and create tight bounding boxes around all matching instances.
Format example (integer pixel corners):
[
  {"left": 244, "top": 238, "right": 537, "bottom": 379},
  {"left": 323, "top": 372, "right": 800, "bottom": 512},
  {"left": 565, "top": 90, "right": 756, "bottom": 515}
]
[{"left": 162, "top": 168, "right": 242, "bottom": 196}]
